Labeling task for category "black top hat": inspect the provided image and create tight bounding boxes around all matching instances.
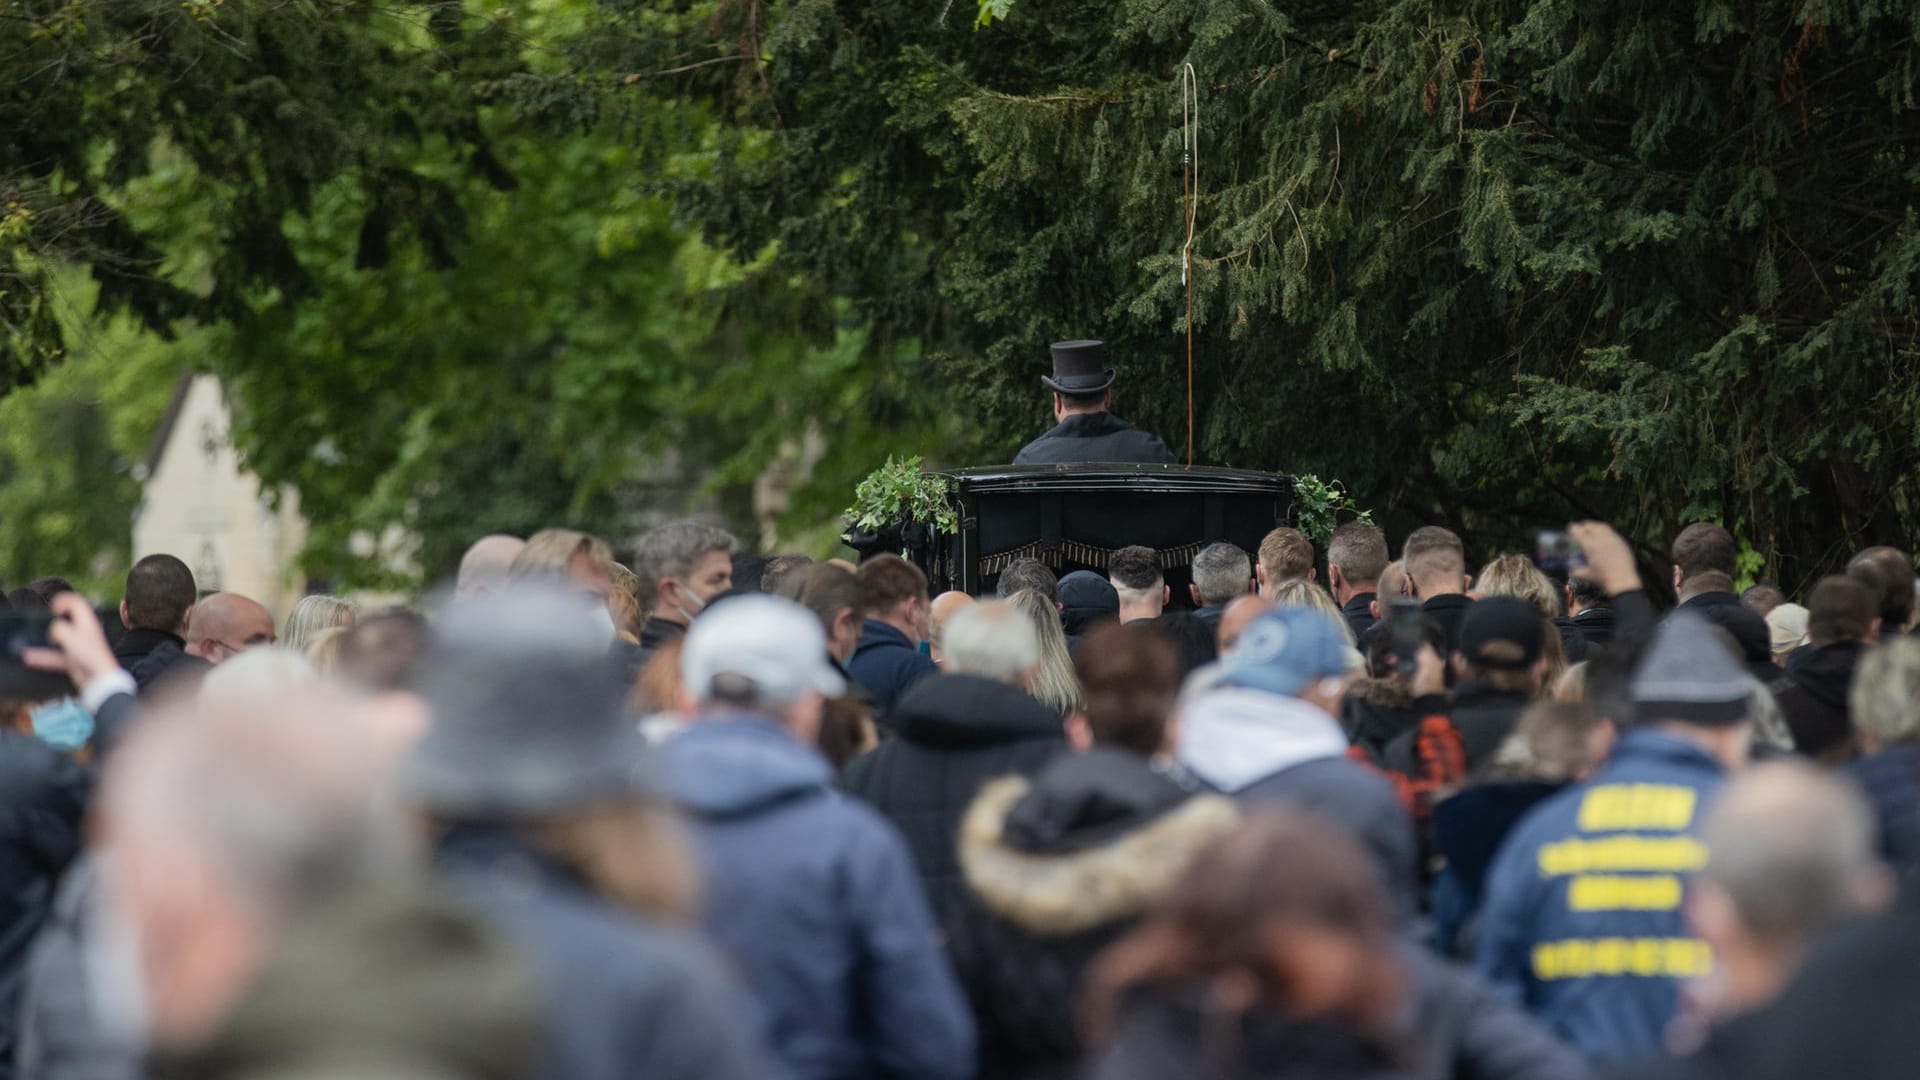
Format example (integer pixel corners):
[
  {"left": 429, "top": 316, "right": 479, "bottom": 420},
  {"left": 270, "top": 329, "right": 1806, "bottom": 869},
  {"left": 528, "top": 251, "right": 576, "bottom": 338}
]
[{"left": 1042, "top": 340, "right": 1116, "bottom": 394}]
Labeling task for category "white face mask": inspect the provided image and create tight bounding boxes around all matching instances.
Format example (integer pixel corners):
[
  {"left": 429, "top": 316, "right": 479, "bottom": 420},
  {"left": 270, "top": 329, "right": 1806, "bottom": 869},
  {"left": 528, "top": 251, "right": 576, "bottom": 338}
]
[{"left": 674, "top": 586, "right": 708, "bottom": 625}]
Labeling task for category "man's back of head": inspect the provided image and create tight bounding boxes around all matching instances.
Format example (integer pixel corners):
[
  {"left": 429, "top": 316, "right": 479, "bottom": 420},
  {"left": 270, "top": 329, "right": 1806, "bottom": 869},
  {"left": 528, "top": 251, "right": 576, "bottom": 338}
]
[
  {"left": 1108, "top": 545, "right": 1166, "bottom": 622},
  {"left": 995, "top": 557, "right": 1058, "bottom": 604},
  {"left": 1401, "top": 526, "right": 1466, "bottom": 599},
  {"left": 1190, "top": 542, "right": 1252, "bottom": 608},
  {"left": 1256, "top": 528, "right": 1316, "bottom": 594},
  {"left": 1694, "top": 760, "right": 1891, "bottom": 1013},
  {"left": 1741, "top": 584, "right": 1786, "bottom": 618},
  {"left": 124, "top": 554, "right": 197, "bottom": 635},
  {"left": 857, "top": 554, "right": 930, "bottom": 639},
  {"left": 455, "top": 535, "right": 525, "bottom": 598},
  {"left": 940, "top": 600, "right": 1040, "bottom": 687},
  {"left": 1672, "top": 522, "right": 1737, "bottom": 597},
  {"left": 1806, "top": 575, "right": 1879, "bottom": 647},
  {"left": 1326, "top": 523, "right": 1388, "bottom": 598},
  {"left": 1848, "top": 546, "right": 1916, "bottom": 632}
]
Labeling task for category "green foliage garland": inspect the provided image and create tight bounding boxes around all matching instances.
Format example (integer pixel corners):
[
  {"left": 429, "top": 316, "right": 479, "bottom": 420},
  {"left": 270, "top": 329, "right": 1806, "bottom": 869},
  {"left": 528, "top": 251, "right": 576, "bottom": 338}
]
[{"left": 846, "top": 457, "right": 959, "bottom": 536}]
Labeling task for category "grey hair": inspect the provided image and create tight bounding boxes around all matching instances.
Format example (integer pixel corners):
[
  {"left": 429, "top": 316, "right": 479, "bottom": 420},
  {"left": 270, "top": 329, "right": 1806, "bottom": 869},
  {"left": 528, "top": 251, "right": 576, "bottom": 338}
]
[
  {"left": 1851, "top": 636, "right": 1920, "bottom": 747},
  {"left": 941, "top": 600, "right": 1040, "bottom": 685},
  {"left": 1191, "top": 542, "right": 1252, "bottom": 607},
  {"left": 1743, "top": 676, "right": 1796, "bottom": 753},
  {"left": 631, "top": 521, "right": 739, "bottom": 598},
  {"left": 1008, "top": 589, "right": 1083, "bottom": 715},
  {"left": 1700, "top": 760, "right": 1885, "bottom": 949},
  {"left": 102, "top": 692, "right": 408, "bottom": 923},
  {"left": 281, "top": 595, "right": 356, "bottom": 653}
]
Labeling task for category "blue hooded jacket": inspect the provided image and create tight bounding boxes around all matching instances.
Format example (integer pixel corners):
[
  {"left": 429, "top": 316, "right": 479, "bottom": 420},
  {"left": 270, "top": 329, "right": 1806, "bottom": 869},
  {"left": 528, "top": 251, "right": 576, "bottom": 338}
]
[
  {"left": 846, "top": 620, "right": 936, "bottom": 721},
  {"left": 661, "top": 717, "right": 976, "bottom": 1080},
  {"left": 1473, "top": 729, "right": 1728, "bottom": 1065}
]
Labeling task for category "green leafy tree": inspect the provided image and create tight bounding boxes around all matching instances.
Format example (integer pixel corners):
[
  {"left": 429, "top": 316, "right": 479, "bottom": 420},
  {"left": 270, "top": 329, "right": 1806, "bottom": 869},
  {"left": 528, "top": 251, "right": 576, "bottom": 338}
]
[{"left": 605, "top": 0, "right": 1920, "bottom": 590}]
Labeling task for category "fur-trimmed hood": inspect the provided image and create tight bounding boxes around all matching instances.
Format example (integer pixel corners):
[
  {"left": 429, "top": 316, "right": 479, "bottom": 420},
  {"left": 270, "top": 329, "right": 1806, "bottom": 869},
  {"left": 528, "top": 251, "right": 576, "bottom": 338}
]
[
  {"left": 1345, "top": 677, "right": 1414, "bottom": 710},
  {"left": 959, "top": 757, "right": 1237, "bottom": 936}
]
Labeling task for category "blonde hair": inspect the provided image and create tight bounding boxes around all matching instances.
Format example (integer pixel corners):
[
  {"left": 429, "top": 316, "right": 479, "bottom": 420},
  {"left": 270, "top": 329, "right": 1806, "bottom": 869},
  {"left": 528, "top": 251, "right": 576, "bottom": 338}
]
[
  {"left": 522, "top": 799, "right": 700, "bottom": 922},
  {"left": 1268, "top": 580, "right": 1356, "bottom": 647},
  {"left": 282, "top": 595, "right": 356, "bottom": 653},
  {"left": 1476, "top": 554, "right": 1564, "bottom": 618},
  {"left": 1008, "top": 589, "right": 1083, "bottom": 715},
  {"left": 510, "top": 529, "right": 614, "bottom": 584},
  {"left": 305, "top": 625, "right": 350, "bottom": 676}
]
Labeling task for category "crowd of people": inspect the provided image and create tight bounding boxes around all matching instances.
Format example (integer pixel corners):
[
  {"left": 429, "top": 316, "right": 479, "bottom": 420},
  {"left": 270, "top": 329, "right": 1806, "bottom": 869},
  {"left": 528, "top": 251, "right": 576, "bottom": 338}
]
[{"left": 5, "top": 506, "right": 1920, "bottom": 1080}]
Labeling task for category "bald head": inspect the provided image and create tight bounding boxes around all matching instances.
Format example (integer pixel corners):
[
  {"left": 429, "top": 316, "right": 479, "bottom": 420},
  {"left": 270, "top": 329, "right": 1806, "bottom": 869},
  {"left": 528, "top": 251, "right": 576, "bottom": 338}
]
[
  {"left": 929, "top": 591, "right": 975, "bottom": 663},
  {"left": 185, "top": 593, "right": 276, "bottom": 664},
  {"left": 457, "top": 534, "right": 527, "bottom": 598},
  {"left": 1218, "top": 594, "right": 1273, "bottom": 653}
]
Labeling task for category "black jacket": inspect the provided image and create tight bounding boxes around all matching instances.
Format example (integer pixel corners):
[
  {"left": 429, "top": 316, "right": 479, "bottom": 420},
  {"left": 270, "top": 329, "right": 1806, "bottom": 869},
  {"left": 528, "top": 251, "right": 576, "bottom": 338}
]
[
  {"left": 1401, "top": 946, "right": 1591, "bottom": 1080},
  {"left": 841, "top": 674, "right": 1066, "bottom": 926},
  {"left": 1551, "top": 616, "right": 1591, "bottom": 664},
  {"left": 947, "top": 750, "right": 1238, "bottom": 1080},
  {"left": 1012, "top": 412, "right": 1175, "bottom": 466},
  {"left": 1678, "top": 592, "right": 1775, "bottom": 681},
  {"left": 1384, "top": 679, "right": 1530, "bottom": 777},
  {"left": 1088, "top": 986, "right": 1409, "bottom": 1080},
  {"left": 1771, "top": 641, "right": 1863, "bottom": 760},
  {"left": 109, "top": 626, "right": 179, "bottom": 670},
  {"left": 127, "top": 639, "right": 210, "bottom": 695},
  {"left": 1342, "top": 679, "right": 1422, "bottom": 766},
  {"left": 1343, "top": 593, "right": 1377, "bottom": 644},
  {"left": 1421, "top": 594, "right": 1473, "bottom": 659},
  {"left": 1739, "top": 887, "right": 1920, "bottom": 1080},
  {"left": 1570, "top": 607, "right": 1616, "bottom": 645},
  {"left": 0, "top": 734, "right": 88, "bottom": 1080}
]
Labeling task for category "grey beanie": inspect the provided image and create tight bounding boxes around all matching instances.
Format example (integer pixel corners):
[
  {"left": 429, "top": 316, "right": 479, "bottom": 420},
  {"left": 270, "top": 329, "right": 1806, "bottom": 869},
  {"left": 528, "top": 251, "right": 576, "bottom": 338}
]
[{"left": 1630, "top": 610, "right": 1753, "bottom": 727}]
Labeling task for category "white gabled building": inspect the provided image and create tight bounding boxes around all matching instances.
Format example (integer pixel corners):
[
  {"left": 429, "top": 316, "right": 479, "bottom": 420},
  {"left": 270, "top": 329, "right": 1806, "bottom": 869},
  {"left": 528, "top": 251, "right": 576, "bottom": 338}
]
[{"left": 134, "top": 373, "right": 308, "bottom": 621}]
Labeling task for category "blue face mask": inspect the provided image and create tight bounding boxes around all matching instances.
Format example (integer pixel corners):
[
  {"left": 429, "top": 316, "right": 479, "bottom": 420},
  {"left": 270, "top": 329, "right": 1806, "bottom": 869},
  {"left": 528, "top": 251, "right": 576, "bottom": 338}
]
[{"left": 32, "top": 698, "right": 94, "bottom": 752}]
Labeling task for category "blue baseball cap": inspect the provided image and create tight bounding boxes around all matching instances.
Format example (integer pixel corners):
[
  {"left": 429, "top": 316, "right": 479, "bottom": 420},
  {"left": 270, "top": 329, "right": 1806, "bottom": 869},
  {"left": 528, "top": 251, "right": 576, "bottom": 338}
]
[{"left": 1218, "top": 606, "right": 1353, "bottom": 697}]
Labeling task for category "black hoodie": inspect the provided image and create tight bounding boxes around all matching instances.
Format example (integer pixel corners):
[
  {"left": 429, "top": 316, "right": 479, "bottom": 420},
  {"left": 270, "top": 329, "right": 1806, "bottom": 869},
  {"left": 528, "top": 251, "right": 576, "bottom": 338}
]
[
  {"left": 842, "top": 674, "right": 1066, "bottom": 923},
  {"left": 1772, "top": 641, "right": 1865, "bottom": 760}
]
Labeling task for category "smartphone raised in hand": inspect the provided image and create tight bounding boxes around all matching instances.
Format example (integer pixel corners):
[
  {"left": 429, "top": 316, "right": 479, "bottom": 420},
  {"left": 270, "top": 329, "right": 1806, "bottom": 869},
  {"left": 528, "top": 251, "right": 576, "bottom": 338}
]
[{"left": 1534, "top": 529, "right": 1586, "bottom": 575}]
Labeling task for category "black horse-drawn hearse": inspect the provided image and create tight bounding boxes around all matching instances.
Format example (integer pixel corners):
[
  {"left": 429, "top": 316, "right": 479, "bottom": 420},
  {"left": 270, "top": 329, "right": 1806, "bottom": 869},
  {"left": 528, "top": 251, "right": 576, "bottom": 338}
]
[{"left": 848, "top": 464, "right": 1294, "bottom": 603}]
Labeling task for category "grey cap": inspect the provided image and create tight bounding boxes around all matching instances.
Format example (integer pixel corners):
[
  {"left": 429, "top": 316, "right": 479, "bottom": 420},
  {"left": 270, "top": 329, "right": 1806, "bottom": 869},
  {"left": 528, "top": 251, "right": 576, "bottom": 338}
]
[
  {"left": 1630, "top": 610, "right": 1753, "bottom": 727},
  {"left": 404, "top": 585, "right": 646, "bottom": 817}
]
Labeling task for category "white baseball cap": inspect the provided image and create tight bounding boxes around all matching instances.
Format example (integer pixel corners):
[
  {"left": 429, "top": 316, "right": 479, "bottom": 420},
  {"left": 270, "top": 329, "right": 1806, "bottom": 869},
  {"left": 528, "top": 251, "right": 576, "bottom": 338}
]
[{"left": 681, "top": 594, "right": 847, "bottom": 706}]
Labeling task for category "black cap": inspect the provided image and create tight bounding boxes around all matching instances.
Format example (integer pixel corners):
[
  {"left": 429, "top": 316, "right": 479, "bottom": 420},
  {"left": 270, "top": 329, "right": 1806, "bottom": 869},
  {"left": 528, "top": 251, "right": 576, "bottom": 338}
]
[{"left": 1456, "top": 596, "right": 1545, "bottom": 670}]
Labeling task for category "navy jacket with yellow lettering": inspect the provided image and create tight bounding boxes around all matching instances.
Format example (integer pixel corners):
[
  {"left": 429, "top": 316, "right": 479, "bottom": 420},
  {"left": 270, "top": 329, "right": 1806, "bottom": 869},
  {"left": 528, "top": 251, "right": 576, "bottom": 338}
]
[{"left": 1473, "top": 729, "right": 1727, "bottom": 1066}]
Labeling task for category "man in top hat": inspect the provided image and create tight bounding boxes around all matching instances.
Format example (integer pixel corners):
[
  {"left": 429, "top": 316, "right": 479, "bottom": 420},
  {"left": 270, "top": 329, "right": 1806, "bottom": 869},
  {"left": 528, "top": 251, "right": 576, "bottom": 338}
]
[{"left": 1012, "top": 340, "right": 1176, "bottom": 466}]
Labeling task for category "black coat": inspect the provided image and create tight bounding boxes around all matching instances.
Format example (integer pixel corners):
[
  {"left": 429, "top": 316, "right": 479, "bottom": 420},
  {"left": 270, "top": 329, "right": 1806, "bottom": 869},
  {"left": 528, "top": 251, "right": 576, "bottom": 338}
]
[
  {"left": 1771, "top": 641, "right": 1863, "bottom": 760},
  {"left": 1343, "top": 593, "right": 1377, "bottom": 645},
  {"left": 1570, "top": 607, "right": 1616, "bottom": 645},
  {"left": 0, "top": 733, "right": 88, "bottom": 1080},
  {"left": 1088, "top": 986, "right": 1409, "bottom": 1080},
  {"left": 1012, "top": 412, "right": 1176, "bottom": 466},
  {"left": 1551, "top": 616, "right": 1591, "bottom": 664},
  {"left": 1421, "top": 594, "right": 1473, "bottom": 660},
  {"left": 1845, "top": 743, "right": 1920, "bottom": 874},
  {"left": 842, "top": 674, "right": 1066, "bottom": 926},
  {"left": 1677, "top": 592, "right": 1776, "bottom": 682},
  {"left": 1384, "top": 679, "right": 1530, "bottom": 777},
  {"left": 127, "top": 640, "right": 209, "bottom": 695},
  {"left": 1238, "top": 758, "right": 1419, "bottom": 924},
  {"left": 1341, "top": 679, "right": 1421, "bottom": 766},
  {"left": 947, "top": 750, "right": 1238, "bottom": 1080},
  {"left": 1738, "top": 887, "right": 1920, "bottom": 1080},
  {"left": 108, "top": 627, "right": 178, "bottom": 670}
]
